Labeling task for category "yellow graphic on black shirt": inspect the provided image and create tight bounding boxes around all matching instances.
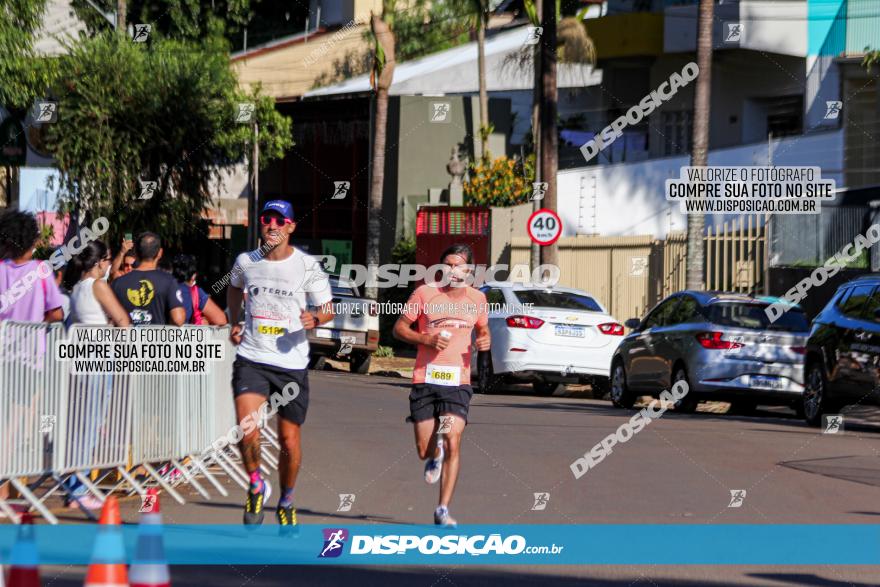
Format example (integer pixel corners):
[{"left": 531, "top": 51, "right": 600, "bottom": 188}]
[{"left": 127, "top": 279, "right": 155, "bottom": 307}]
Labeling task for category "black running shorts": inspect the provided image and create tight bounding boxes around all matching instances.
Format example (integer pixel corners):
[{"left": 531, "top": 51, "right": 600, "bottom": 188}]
[
  {"left": 232, "top": 356, "right": 310, "bottom": 425},
  {"left": 407, "top": 383, "right": 473, "bottom": 424}
]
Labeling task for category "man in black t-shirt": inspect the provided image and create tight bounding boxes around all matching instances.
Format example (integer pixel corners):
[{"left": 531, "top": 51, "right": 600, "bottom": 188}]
[{"left": 111, "top": 232, "right": 185, "bottom": 326}]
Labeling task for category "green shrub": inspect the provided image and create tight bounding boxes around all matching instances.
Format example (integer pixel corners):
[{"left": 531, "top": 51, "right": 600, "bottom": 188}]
[{"left": 374, "top": 345, "right": 395, "bottom": 358}]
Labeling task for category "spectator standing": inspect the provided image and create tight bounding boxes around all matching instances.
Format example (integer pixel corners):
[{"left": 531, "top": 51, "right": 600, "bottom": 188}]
[
  {"left": 0, "top": 210, "right": 64, "bottom": 323},
  {"left": 172, "top": 254, "right": 227, "bottom": 325},
  {"left": 64, "top": 241, "right": 131, "bottom": 327},
  {"left": 110, "top": 237, "right": 135, "bottom": 281},
  {"left": 110, "top": 232, "right": 185, "bottom": 326},
  {"left": 0, "top": 210, "right": 64, "bottom": 510}
]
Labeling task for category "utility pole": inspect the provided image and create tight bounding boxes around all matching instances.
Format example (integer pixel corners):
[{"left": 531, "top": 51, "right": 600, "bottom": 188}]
[{"left": 248, "top": 122, "right": 260, "bottom": 249}]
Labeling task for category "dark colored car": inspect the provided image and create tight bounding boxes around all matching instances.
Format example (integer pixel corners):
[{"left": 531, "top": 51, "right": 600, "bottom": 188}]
[
  {"left": 611, "top": 291, "right": 810, "bottom": 414},
  {"left": 802, "top": 275, "right": 880, "bottom": 426}
]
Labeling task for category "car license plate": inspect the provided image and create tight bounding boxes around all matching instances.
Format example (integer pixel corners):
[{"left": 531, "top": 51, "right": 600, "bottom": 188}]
[
  {"left": 750, "top": 375, "right": 784, "bottom": 390},
  {"left": 555, "top": 325, "right": 585, "bottom": 338},
  {"left": 314, "top": 329, "right": 339, "bottom": 339}
]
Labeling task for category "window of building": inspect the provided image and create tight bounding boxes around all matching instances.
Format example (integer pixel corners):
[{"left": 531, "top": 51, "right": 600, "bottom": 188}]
[
  {"left": 766, "top": 95, "right": 804, "bottom": 138},
  {"left": 660, "top": 111, "right": 693, "bottom": 155}
]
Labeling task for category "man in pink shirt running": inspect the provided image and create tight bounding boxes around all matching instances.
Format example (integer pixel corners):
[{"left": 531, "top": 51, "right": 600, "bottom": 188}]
[{"left": 393, "top": 244, "right": 491, "bottom": 526}]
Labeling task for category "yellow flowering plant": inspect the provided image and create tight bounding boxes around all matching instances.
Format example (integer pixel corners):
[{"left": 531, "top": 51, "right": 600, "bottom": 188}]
[{"left": 463, "top": 154, "right": 536, "bottom": 207}]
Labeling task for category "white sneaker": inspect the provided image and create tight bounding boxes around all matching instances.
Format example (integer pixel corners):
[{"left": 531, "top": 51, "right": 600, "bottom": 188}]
[
  {"left": 434, "top": 505, "right": 457, "bottom": 527},
  {"left": 424, "top": 437, "right": 445, "bottom": 485}
]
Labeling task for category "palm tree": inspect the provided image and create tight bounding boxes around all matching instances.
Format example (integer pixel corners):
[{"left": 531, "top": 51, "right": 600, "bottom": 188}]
[
  {"left": 451, "top": 0, "right": 492, "bottom": 159},
  {"left": 686, "top": 0, "right": 714, "bottom": 290},
  {"left": 474, "top": 0, "right": 491, "bottom": 160},
  {"left": 536, "top": 2, "right": 596, "bottom": 268},
  {"left": 116, "top": 0, "right": 126, "bottom": 31},
  {"left": 539, "top": 0, "right": 558, "bottom": 267},
  {"left": 365, "top": 8, "right": 396, "bottom": 301}
]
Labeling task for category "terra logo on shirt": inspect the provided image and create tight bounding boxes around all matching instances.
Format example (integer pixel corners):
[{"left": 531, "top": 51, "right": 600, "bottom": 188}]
[
  {"left": 249, "top": 285, "right": 297, "bottom": 298},
  {"left": 126, "top": 279, "right": 155, "bottom": 306}
]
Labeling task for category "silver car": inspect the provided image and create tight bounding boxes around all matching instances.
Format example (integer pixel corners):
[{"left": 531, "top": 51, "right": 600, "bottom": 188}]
[{"left": 610, "top": 291, "right": 810, "bottom": 414}]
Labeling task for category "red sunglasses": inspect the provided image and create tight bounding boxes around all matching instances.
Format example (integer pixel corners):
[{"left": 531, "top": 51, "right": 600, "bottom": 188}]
[{"left": 259, "top": 213, "right": 293, "bottom": 227}]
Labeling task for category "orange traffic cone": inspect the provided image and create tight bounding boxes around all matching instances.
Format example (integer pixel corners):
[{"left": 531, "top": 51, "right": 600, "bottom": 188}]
[
  {"left": 6, "top": 513, "right": 40, "bottom": 587},
  {"left": 129, "top": 489, "right": 169, "bottom": 587},
  {"left": 84, "top": 496, "right": 128, "bottom": 587}
]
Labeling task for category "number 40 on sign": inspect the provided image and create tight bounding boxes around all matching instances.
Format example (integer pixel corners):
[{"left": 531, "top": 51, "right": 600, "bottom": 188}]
[{"left": 527, "top": 208, "right": 563, "bottom": 246}]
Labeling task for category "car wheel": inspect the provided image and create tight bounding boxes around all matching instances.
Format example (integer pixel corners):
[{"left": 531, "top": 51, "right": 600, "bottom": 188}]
[
  {"left": 476, "top": 351, "right": 501, "bottom": 394},
  {"left": 610, "top": 362, "right": 636, "bottom": 409},
  {"left": 532, "top": 380, "right": 563, "bottom": 396},
  {"left": 349, "top": 351, "right": 371, "bottom": 375},
  {"left": 672, "top": 367, "right": 698, "bottom": 413},
  {"left": 803, "top": 362, "right": 829, "bottom": 427},
  {"left": 591, "top": 376, "right": 610, "bottom": 400},
  {"left": 308, "top": 355, "right": 327, "bottom": 370}
]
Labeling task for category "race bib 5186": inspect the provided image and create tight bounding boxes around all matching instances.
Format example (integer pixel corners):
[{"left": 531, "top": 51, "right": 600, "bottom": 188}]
[{"left": 254, "top": 317, "right": 289, "bottom": 337}]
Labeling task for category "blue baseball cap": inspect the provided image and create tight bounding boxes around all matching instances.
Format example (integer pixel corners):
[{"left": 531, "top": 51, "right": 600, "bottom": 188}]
[{"left": 261, "top": 200, "right": 294, "bottom": 221}]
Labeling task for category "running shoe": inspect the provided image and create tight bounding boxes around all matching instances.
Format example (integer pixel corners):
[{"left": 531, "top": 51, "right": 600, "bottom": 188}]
[
  {"left": 434, "top": 505, "right": 457, "bottom": 527},
  {"left": 424, "top": 437, "right": 445, "bottom": 485},
  {"left": 243, "top": 479, "right": 271, "bottom": 526},
  {"left": 276, "top": 503, "right": 299, "bottom": 536}
]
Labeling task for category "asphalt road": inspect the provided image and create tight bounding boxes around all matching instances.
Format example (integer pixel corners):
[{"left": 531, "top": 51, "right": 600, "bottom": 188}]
[{"left": 40, "top": 370, "right": 880, "bottom": 585}]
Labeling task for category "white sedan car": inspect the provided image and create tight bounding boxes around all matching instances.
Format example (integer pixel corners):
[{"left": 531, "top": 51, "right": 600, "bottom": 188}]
[{"left": 471, "top": 282, "right": 624, "bottom": 396}]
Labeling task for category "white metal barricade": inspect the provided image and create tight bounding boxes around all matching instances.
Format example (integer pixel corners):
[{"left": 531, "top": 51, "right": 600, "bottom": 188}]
[
  {"left": 0, "top": 322, "right": 66, "bottom": 522},
  {"left": 0, "top": 322, "right": 251, "bottom": 524}
]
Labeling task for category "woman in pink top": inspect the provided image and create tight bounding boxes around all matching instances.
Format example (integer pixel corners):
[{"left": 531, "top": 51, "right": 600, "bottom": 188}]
[
  {"left": 393, "top": 244, "right": 491, "bottom": 527},
  {"left": 0, "top": 210, "right": 64, "bottom": 323},
  {"left": 0, "top": 210, "right": 65, "bottom": 509}
]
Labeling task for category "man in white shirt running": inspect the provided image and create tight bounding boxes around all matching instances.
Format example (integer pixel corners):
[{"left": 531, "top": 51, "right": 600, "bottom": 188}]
[{"left": 227, "top": 200, "right": 334, "bottom": 529}]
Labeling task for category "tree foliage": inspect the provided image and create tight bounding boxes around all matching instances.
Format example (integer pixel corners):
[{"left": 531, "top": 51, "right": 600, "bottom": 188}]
[
  {"left": 44, "top": 33, "right": 292, "bottom": 248},
  {"left": 557, "top": 16, "right": 595, "bottom": 65},
  {"left": 392, "top": 0, "right": 470, "bottom": 63},
  {"left": 70, "top": 0, "right": 313, "bottom": 51},
  {"left": 72, "top": 0, "right": 244, "bottom": 39},
  {"left": 0, "top": 0, "right": 55, "bottom": 109},
  {"left": 315, "top": 0, "right": 470, "bottom": 88},
  {"left": 863, "top": 48, "right": 880, "bottom": 72}
]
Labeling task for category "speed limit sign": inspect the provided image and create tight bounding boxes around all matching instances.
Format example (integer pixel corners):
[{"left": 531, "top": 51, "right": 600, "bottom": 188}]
[{"left": 527, "top": 208, "right": 563, "bottom": 246}]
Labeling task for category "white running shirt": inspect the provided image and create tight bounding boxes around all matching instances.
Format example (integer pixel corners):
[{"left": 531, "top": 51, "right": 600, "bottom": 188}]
[{"left": 230, "top": 248, "right": 333, "bottom": 369}]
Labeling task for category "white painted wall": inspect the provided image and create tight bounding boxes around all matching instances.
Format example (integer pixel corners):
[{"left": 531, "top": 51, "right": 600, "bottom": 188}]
[
  {"left": 805, "top": 55, "right": 841, "bottom": 129},
  {"left": 557, "top": 128, "right": 844, "bottom": 239},
  {"left": 665, "top": 0, "right": 807, "bottom": 57},
  {"left": 640, "top": 53, "right": 805, "bottom": 156}
]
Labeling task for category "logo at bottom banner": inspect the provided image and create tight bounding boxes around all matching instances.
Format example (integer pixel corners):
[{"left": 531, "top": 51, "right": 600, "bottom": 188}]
[
  {"left": 321, "top": 529, "right": 528, "bottom": 556},
  {"left": 319, "top": 528, "right": 349, "bottom": 558}
]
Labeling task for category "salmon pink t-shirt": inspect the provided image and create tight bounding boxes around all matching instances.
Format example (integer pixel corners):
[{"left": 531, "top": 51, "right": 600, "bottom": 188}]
[{"left": 403, "top": 284, "right": 488, "bottom": 386}]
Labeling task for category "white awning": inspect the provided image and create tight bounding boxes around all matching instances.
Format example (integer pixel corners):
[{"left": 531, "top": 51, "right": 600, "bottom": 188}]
[{"left": 305, "top": 26, "right": 602, "bottom": 98}]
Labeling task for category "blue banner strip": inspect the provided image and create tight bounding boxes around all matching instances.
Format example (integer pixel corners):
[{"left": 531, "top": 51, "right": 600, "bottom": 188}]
[{"left": 1, "top": 524, "right": 878, "bottom": 565}]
